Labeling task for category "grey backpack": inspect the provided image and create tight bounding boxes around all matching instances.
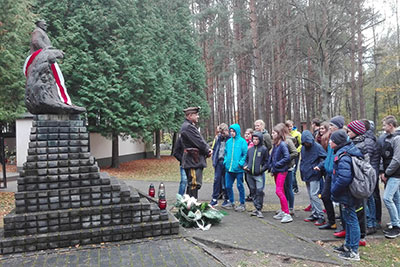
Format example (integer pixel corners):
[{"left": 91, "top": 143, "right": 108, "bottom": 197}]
[{"left": 342, "top": 154, "right": 377, "bottom": 199}]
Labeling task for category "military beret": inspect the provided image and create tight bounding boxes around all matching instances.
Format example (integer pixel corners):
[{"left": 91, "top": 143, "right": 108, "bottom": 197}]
[
  {"left": 35, "top": 19, "right": 46, "bottom": 25},
  {"left": 183, "top": 106, "right": 201, "bottom": 115}
]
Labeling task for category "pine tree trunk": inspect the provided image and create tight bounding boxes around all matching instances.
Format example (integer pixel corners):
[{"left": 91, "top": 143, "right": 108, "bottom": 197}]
[
  {"left": 171, "top": 132, "right": 177, "bottom": 156},
  {"left": 294, "top": 36, "right": 301, "bottom": 127},
  {"left": 249, "top": 0, "right": 264, "bottom": 120},
  {"left": 265, "top": 66, "right": 272, "bottom": 131},
  {"left": 372, "top": 14, "right": 379, "bottom": 130},
  {"left": 357, "top": 0, "right": 365, "bottom": 118},
  {"left": 350, "top": 1, "right": 358, "bottom": 120},
  {"left": 111, "top": 133, "right": 119, "bottom": 168},
  {"left": 155, "top": 130, "right": 161, "bottom": 159},
  {"left": 234, "top": 0, "right": 245, "bottom": 126}
]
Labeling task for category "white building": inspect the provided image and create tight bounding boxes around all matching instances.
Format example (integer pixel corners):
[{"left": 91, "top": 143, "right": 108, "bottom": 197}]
[{"left": 15, "top": 113, "right": 153, "bottom": 169}]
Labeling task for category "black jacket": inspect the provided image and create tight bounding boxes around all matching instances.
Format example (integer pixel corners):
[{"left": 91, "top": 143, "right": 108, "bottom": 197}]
[
  {"left": 179, "top": 119, "right": 210, "bottom": 169},
  {"left": 378, "top": 130, "right": 400, "bottom": 178},
  {"left": 244, "top": 132, "right": 269, "bottom": 175},
  {"left": 172, "top": 137, "right": 184, "bottom": 164},
  {"left": 363, "top": 130, "right": 380, "bottom": 171}
]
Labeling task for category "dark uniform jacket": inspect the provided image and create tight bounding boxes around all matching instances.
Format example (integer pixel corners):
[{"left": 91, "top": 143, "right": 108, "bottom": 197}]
[{"left": 179, "top": 119, "right": 210, "bottom": 169}]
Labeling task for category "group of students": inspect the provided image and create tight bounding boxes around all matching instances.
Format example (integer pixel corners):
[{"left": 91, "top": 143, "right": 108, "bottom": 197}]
[
  {"left": 203, "top": 115, "right": 400, "bottom": 262},
  {"left": 209, "top": 119, "right": 301, "bottom": 224}
]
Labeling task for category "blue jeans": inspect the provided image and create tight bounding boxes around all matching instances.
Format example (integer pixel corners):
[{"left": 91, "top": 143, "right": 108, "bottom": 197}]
[
  {"left": 306, "top": 180, "right": 324, "bottom": 219},
  {"left": 212, "top": 161, "right": 227, "bottom": 200},
  {"left": 284, "top": 171, "right": 294, "bottom": 209},
  {"left": 383, "top": 178, "right": 400, "bottom": 227},
  {"left": 319, "top": 178, "right": 324, "bottom": 195},
  {"left": 225, "top": 172, "right": 245, "bottom": 204},
  {"left": 178, "top": 166, "right": 187, "bottom": 196},
  {"left": 365, "top": 195, "right": 377, "bottom": 228},
  {"left": 292, "top": 156, "right": 299, "bottom": 191},
  {"left": 342, "top": 204, "right": 361, "bottom": 253}
]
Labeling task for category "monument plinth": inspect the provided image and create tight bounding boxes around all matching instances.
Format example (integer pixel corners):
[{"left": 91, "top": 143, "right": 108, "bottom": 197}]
[{"left": 0, "top": 114, "right": 179, "bottom": 254}]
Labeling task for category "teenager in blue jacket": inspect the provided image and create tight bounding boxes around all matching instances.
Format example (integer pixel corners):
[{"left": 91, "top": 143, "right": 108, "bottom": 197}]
[
  {"left": 300, "top": 130, "right": 327, "bottom": 226},
  {"left": 330, "top": 130, "right": 363, "bottom": 261},
  {"left": 222, "top": 124, "right": 248, "bottom": 211}
]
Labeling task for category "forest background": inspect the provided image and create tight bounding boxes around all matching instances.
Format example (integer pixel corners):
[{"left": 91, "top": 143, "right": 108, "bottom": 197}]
[{"left": 1, "top": 0, "right": 400, "bottom": 167}]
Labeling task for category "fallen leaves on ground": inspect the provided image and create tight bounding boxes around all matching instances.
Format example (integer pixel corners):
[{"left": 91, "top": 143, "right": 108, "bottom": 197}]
[
  {"left": 0, "top": 164, "right": 17, "bottom": 173},
  {"left": 101, "top": 156, "right": 181, "bottom": 181},
  {"left": 101, "top": 155, "right": 215, "bottom": 183},
  {"left": 100, "top": 155, "right": 279, "bottom": 185},
  {"left": 0, "top": 192, "right": 15, "bottom": 228}
]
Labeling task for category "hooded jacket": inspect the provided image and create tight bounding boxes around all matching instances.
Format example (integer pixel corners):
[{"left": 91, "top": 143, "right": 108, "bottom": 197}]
[
  {"left": 299, "top": 130, "right": 327, "bottom": 182},
  {"left": 224, "top": 124, "right": 248, "bottom": 173},
  {"left": 267, "top": 139, "right": 290, "bottom": 174},
  {"left": 244, "top": 132, "right": 270, "bottom": 176},
  {"left": 331, "top": 142, "right": 364, "bottom": 206}
]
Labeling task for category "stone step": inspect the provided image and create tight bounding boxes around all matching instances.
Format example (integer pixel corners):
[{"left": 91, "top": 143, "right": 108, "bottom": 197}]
[
  {"left": 13, "top": 176, "right": 139, "bottom": 214},
  {"left": 3, "top": 197, "right": 166, "bottom": 237},
  {"left": 17, "top": 172, "right": 101, "bottom": 192},
  {"left": 29, "top": 133, "right": 89, "bottom": 142},
  {"left": 26, "top": 145, "right": 89, "bottom": 155},
  {"left": 25, "top": 154, "right": 92, "bottom": 164},
  {"left": 20, "top": 164, "right": 99, "bottom": 177},
  {"left": 0, "top": 212, "right": 179, "bottom": 255}
]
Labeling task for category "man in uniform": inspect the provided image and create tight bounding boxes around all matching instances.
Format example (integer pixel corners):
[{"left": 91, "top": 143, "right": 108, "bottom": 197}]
[{"left": 179, "top": 107, "right": 212, "bottom": 198}]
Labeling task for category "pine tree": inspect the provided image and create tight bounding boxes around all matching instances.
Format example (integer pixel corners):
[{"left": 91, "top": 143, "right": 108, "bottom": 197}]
[
  {"left": 34, "top": 0, "right": 208, "bottom": 165},
  {"left": 0, "top": 0, "right": 35, "bottom": 123},
  {"left": 158, "top": 0, "right": 208, "bottom": 131}
]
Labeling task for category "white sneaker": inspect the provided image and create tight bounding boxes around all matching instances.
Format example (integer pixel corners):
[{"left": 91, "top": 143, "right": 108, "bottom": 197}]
[
  {"left": 280, "top": 213, "right": 293, "bottom": 223},
  {"left": 273, "top": 211, "right": 284, "bottom": 220},
  {"left": 275, "top": 209, "right": 281, "bottom": 214}
]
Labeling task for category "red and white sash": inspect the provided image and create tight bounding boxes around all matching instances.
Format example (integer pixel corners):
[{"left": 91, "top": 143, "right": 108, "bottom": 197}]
[{"left": 23, "top": 49, "right": 71, "bottom": 105}]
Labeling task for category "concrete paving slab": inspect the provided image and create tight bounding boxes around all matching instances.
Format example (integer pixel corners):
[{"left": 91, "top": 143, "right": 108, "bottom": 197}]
[
  {"left": 0, "top": 237, "right": 223, "bottom": 267},
  {"left": 182, "top": 209, "right": 342, "bottom": 265}
]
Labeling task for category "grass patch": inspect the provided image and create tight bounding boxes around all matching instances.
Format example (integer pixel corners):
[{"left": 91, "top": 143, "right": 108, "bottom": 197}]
[
  {"left": 325, "top": 239, "right": 400, "bottom": 266},
  {"left": 356, "top": 238, "right": 400, "bottom": 266}
]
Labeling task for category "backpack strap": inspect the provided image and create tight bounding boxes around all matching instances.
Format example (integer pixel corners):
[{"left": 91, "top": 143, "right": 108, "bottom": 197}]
[{"left": 338, "top": 151, "right": 351, "bottom": 160}]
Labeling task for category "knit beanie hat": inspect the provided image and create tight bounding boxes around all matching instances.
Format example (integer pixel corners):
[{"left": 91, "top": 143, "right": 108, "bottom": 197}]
[
  {"left": 347, "top": 120, "right": 366, "bottom": 136},
  {"left": 330, "top": 129, "right": 348, "bottom": 145},
  {"left": 330, "top": 115, "right": 345, "bottom": 129}
]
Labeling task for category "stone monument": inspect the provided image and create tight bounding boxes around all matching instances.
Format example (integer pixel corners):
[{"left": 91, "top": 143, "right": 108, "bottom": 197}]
[{"left": 0, "top": 21, "right": 178, "bottom": 254}]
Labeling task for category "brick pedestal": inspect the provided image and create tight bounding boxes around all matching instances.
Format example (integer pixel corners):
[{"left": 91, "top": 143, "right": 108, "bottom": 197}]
[{"left": 0, "top": 114, "right": 178, "bottom": 254}]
